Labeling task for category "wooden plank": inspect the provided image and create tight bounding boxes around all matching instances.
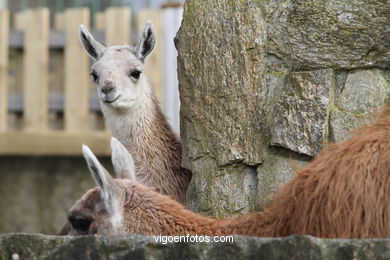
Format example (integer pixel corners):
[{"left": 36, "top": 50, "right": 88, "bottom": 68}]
[
  {"left": 22, "top": 9, "right": 49, "bottom": 130},
  {"left": 0, "top": 131, "right": 111, "bottom": 155},
  {"left": 10, "top": 30, "right": 106, "bottom": 48},
  {"left": 94, "top": 12, "right": 105, "bottom": 30},
  {"left": 54, "top": 12, "right": 64, "bottom": 31},
  {"left": 105, "top": 7, "right": 131, "bottom": 46},
  {"left": 162, "top": 6, "right": 183, "bottom": 134},
  {"left": 13, "top": 11, "right": 28, "bottom": 31},
  {"left": 23, "top": 8, "right": 49, "bottom": 131},
  {"left": 0, "top": 9, "right": 8, "bottom": 132},
  {"left": 137, "top": 9, "right": 164, "bottom": 107},
  {"left": 64, "top": 8, "right": 90, "bottom": 131}
]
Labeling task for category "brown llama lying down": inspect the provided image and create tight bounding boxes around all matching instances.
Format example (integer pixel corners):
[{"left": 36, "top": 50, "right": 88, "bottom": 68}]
[
  {"left": 78, "top": 22, "right": 191, "bottom": 203},
  {"left": 59, "top": 111, "right": 390, "bottom": 237}
]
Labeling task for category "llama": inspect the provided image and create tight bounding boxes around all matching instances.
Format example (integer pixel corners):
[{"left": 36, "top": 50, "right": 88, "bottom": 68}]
[
  {"left": 59, "top": 109, "right": 390, "bottom": 238},
  {"left": 78, "top": 22, "right": 191, "bottom": 203}
]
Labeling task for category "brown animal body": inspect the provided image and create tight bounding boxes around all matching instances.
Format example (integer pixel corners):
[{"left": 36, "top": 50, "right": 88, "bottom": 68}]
[
  {"left": 60, "top": 111, "right": 390, "bottom": 238},
  {"left": 78, "top": 22, "right": 191, "bottom": 203}
]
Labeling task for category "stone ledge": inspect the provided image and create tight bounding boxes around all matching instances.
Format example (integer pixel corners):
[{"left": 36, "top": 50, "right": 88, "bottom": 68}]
[{"left": 0, "top": 233, "right": 389, "bottom": 260}]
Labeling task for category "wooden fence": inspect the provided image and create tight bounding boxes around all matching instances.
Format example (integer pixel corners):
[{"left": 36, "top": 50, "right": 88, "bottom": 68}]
[{"left": 0, "top": 5, "right": 182, "bottom": 155}]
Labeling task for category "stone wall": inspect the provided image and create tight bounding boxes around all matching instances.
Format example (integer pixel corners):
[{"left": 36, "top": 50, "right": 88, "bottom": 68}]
[
  {"left": 0, "top": 157, "right": 112, "bottom": 234},
  {"left": 176, "top": 0, "right": 390, "bottom": 217},
  {"left": 0, "top": 234, "right": 389, "bottom": 259}
]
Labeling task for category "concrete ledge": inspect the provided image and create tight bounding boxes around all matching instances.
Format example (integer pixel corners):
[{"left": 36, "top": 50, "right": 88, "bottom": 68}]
[{"left": 0, "top": 234, "right": 389, "bottom": 259}]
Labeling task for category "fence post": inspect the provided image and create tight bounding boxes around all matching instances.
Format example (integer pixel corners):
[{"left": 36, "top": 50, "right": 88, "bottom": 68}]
[
  {"left": 162, "top": 5, "right": 183, "bottom": 134},
  {"left": 0, "top": 8, "right": 8, "bottom": 132},
  {"left": 55, "top": 12, "right": 64, "bottom": 30},
  {"left": 94, "top": 12, "right": 105, "bottom": 30},
  {"left": 137, "top": 9, "right": 164, "bottom": 107},
  {"left": 105, "top": 7, "right": 131, "bottom": 45},
  {"left": 23, "top": 8, "right": 49, "bottom": 131},
  {"left": 64, "top": 8, "right": 90, "bottom": 131},
  {"left": 14, "top": 11, "right": 28, "bottom": 31}
]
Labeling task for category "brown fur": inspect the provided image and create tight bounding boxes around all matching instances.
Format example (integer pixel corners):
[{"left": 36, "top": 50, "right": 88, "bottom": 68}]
[
  {"left": 61, "top": 109, "right": 390, "bottom": 238},
  {"left": 108, "top": 98, "right": 191, "bottom": 204}
]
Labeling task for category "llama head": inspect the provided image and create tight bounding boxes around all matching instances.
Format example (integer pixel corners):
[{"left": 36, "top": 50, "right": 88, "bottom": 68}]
[
  {"left": 58, "top": 137, "right": 175, "bottom": 236},
  {"left": 79, "top": 21, "right": 155, "bottom": 110}
]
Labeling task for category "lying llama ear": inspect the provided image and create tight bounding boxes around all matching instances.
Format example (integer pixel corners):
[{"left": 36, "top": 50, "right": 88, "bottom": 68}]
[
  {"left": 111, "top": 137, "right": 136, "bottom": 180},
  {"left": 82, "top": 144, "right": 121, "bottom": 213},
  {"left": 79, "top": 24, "right": 106, "bottom": 60},
  {"left": 134, "top": 20, "right": 156, "bottom": 62}
]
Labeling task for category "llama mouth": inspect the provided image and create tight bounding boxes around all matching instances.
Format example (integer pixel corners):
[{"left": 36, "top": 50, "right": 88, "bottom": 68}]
[{"left": 104, "top": 95, "right": 121, "bottom": 104}]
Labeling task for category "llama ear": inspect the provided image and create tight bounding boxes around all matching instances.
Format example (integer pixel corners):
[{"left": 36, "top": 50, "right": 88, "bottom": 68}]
[
  {"left": 79, "top": 24, "right": 106, "bottom": 60},
  {"left": 134, "top": 20, "right": 155, "bottom": 62},
  {"left": 111, "top": 138, "right": 136, "bottom": 180},
  {"left": 82, "top": 144, "right": 121, "bottom": 214}
]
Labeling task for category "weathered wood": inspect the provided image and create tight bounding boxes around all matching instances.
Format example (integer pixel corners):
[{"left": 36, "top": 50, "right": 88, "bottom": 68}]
[
  {"left": 162, "top": 6, "right": 183, "bottom": 133},
  {"left": 105, "top": 7, "right": 131, "bottom": 46},
  {"left": 13, "top": 11, "right": 27, "bottom": 31},
  {"left": 137, "top": 9, "right": 164, "bottom": 106},
  {"left": 23, "top": 9, "right": 49, "bottom": 131},
  {"left": 0, "top": 131, "right": 110, "bottom": 155},
  {"left": 54, "top": 12, "right": 64, "bottom": 31},
  {"left": 0, "top": 9, "right": 9, "bottom": 132},
  {"left": 64, "top": 8, "right": 90, "bottom": 131},
  {"left": 95, "top": 12, "right": 105, "bottom": 30}
]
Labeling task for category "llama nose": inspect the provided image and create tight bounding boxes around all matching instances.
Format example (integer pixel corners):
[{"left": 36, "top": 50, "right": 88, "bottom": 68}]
[
  {"left": 101, "top": 85, "right": 114, "bottom": 94},
  {"left": 101, "top": 80, "right": 115, "bottom": 94}
]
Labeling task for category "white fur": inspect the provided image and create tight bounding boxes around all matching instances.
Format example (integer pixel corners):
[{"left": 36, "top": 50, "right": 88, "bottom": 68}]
[{"left": 111, "top": 137, "right": 136, "bottom": 180}]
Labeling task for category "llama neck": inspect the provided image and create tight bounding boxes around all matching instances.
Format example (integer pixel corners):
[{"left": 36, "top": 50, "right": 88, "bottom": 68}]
[
  {"left": 102, "top": 88, "right": 188, "bottom": 202},
  {"left": 153, "top": 199, "right": 269, "bottom": 236}
]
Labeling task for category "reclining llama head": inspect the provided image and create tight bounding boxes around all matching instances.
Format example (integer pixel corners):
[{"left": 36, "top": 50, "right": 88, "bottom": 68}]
[
  {"left": 59, "top": 137, "right": 165, "bottom": 236},
  {"left": 79, "top": 22, "right": 155, "bottom": 110}
]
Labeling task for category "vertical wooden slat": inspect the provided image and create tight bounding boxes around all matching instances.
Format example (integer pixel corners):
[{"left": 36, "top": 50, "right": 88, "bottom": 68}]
[
  {"left": 94, "top": 12, "right": 105, "bottom": 30},
  {"left": 0, "top": 9, "right": 9, "bottom": 132},
  {"left": 105, "top": 7, "right": 131, "bottom": 45},
  {"left": 102, "top": 7, "right": 131, "bottom": 134},
  {"left": 162, "top": 6, "right": 183, "bottom": 134},
  {"left": 64, "top": 8, "right": 90, "bottom": 131},
  {"left": 23, "top": 8, "right": 49, "bottom": 131},
  {"left": 137, "top": 9, "right": 164, "bottom": 107},
  {"left": 54, "top": 12, "right": 64, "bottom": 31},
  {"left": 14, "top": 11, "right": 28, "bottom": 31}
]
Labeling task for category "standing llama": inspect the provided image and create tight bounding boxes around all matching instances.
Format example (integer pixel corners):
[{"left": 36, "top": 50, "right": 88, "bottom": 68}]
[
  {"left": 78, "top": 22, "right": 190, "bottom": 203},
  {"left": 60, "top": 107, "right": 390, "bottom": 237}
]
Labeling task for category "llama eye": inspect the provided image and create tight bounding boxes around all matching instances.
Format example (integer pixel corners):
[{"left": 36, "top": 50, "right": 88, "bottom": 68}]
[
  {"left": 90, "top": 71, "right": 99, "bottom": 82},
  {"left": 129, "top": 70, "right": 141, "bottom": 80},
  {"left": 68, "top": 216, "right": 92, "bottom": 232}
]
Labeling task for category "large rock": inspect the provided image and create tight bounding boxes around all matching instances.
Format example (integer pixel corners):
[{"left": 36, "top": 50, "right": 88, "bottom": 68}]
[
  {"left": 177, "top": 0, "right": 390, "bottom": 216},
  {"left": 177, "top": 0, "right": 266, "bottom": 217},
  {"left": 0, "top": 234, "right": 389, "bottom": 260},
  {"left": 330, "top": 69, "right": 390, "bottom": 142},
  {"left": 267, "top": 0, "right": 390, "bottom": 69},
  {"left": 270, "top": 69, "right": 333, "bottom": 156}
]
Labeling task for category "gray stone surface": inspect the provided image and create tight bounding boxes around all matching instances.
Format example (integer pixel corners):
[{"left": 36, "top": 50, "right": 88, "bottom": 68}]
[
  {"left": 0, "top": 234, "right": 389, "bottom": 260},
  {"left": 267, "top": 0, "right": 390, "bottom": 69},
  {"left": 330, "top": 69, "right": 390, "bottom": 142},
  {"left": 270, "top": 69, "right": 333, "bottom": 156},
  {"left": 177, "top": 0, "right": 390, "bottom": 217},
  {"left": 177, "top": 0, "right": 266, "bottom": 217},
  {"left": 256, "top": 148, "right": 310, "bottom": 207}
]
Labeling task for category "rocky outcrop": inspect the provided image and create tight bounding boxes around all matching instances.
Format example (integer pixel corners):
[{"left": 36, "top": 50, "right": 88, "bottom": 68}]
[
  {"left": 176, "top": 0, "right": 390, "bottom": 216},
  {"left": 0, "top": 234, "right": 389, "bottom": 260}
]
